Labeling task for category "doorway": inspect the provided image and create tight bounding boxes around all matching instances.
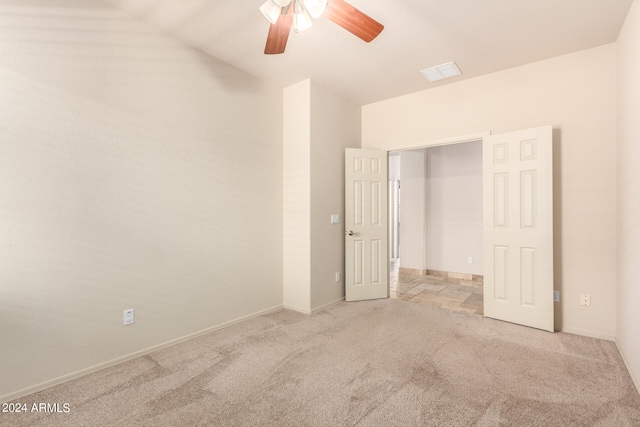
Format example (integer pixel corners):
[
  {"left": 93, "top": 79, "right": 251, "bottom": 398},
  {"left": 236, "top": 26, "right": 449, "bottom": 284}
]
[
  {"left": 388, "top": 141, "right": 484, "bottom": 314},
  {"left": 345, "top": 127, "right": 554, "bottom": 330}
]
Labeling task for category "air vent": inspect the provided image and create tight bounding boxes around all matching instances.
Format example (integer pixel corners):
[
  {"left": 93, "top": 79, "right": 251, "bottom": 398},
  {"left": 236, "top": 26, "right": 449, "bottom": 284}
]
[{"left": 420, "top": 61, "right": 462, "bottom": 82}]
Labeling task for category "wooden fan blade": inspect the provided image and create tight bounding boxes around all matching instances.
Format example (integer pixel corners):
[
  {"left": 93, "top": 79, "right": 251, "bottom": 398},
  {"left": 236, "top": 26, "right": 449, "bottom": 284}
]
[
  {"left": 264, "top": 11, "right": 294, "bottom": 54},
  {"left": 324, "top": 0, "right": 384, "bottom": 43}
]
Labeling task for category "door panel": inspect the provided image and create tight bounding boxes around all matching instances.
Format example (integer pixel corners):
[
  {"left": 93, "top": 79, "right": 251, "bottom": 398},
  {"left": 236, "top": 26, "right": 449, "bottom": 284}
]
[
  {"left": 483, "top": 126, "right": 554, "bottom": 332},
  {"left": 345, "top": 148, "right": 388, "bottom": 301}
]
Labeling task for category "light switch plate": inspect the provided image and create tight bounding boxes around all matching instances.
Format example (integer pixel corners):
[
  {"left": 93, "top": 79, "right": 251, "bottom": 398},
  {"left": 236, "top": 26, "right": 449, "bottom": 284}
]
[
  {"left": 124, "top": 308, "right": 134, "bottom": 325},
  {"left": 330, "top": 214, "right": 339, "bottom": 224}
]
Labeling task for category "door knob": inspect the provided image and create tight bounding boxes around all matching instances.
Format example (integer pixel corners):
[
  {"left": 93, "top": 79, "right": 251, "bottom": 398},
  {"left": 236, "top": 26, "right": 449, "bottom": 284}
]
[{"left": 345, "top": 230, "right": 359, "bottom": 236}]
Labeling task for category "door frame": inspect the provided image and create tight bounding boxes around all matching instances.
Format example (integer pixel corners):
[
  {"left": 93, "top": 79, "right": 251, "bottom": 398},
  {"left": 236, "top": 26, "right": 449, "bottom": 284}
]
[
  {"left": 382, "top": 129, "right": 556, "bottom": 332},
  {"left": 387, "top": 132, "right": 491, "bottom": 153},
  {"left": 386, "top": 131, "right": 490, "bottom": 282}
]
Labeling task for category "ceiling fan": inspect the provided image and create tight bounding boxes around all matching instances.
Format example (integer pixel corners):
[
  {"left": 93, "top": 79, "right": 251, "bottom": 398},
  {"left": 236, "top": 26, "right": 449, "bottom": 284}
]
[{"left": 259, "top": 0, "right": 384, "bottom": 54}]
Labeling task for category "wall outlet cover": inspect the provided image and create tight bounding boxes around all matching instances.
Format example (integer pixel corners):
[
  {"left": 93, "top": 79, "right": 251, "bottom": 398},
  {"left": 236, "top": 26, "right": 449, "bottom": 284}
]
[{"left": 580, "top": 294, "right": 591, "bottom": 307}]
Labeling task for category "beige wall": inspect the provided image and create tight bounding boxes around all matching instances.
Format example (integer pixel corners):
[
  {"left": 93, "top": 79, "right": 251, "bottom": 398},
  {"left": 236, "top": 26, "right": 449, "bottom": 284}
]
[
  {"left": 398, "top": 150, "right": 428, "bottom": 271},
  {"left": 310, "top": 81, "right": 361, "bottom": 311},
  {"left": 616, "top": 0, "right": 640, "bottom": 390},
  {"left": 391, "top": 143, "right": 483, "bottom": 275},
  {"left": 0, "top": 0, "right": 283, "bottom": 400},
  {"left": 283, "top": 80, "right": 312, "bottom": 313},
  {"left": 363, "top": 44, "right": 618, "bottom": 339},
  {"left": 425, "top": 142, "right": 483, "bottom": 275},
  {"left": 283, "top": 79, "right": 361, "bottom": 313}
]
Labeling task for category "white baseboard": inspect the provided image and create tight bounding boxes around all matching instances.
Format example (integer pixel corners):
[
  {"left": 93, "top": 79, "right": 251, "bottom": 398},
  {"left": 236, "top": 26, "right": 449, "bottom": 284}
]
[
  {"left": 283, "top": 304, "right": 312, "bottom": 315},
  {"left": 283, "top": 297, "right": 345, "bottom": 315},
  {"left": 311, "top": 297, "right": 345, "bottom": 313},
  {"left": 561, "top": 326, "right": 616, "bottom": 342},
  {"left": 616, "top": 340, "right": 640, "bottom": 395},
  {"left": 1, "top": 304, "right": 283, "bottom": 403}
]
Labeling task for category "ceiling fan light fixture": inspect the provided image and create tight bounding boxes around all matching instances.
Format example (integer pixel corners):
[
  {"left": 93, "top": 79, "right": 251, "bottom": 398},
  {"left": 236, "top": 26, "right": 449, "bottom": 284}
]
[
  {"left": 302, "top": 0, "right": 327, "bottom": 18},
  {"left": 260, "top": 0, "right": 282, "bottom": 24},
  {"left": 263, "top": 0, "right": 384, "bottom": 55},
  {"left": 293, "top": 1, "right": 312, "bottom": 32}
]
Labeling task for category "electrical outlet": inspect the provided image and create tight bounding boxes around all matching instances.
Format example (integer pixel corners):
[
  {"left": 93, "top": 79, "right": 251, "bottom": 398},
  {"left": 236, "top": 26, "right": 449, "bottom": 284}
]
[
  {"left": 335, "top": 272, "right": 340, "bottom": 282},
  {"left": 580, "top": 294, "right": 591, "bottom": 307},
  {"left": 467, "top": 257, "right": 473, "bottom": 264},
  {"left": 123, "top": 308, "right": 134, "bottom": 325},
  {"left": 553, "top": 290, "right": 560, "bottom": 303}
]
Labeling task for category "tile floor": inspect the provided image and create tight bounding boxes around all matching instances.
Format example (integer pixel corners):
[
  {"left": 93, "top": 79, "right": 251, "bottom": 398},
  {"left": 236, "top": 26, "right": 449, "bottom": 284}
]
[{"left": 390, "top": 261, "right": 484, "bottom": 315}]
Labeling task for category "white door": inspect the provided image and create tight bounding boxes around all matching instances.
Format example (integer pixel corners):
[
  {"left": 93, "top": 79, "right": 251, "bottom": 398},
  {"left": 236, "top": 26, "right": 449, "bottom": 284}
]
[
  {"left": 345, "top": 148, "right": 388, "bottom": 301},
  {"left": 483, "top": 126, "right": 554, "bottom": 332}
]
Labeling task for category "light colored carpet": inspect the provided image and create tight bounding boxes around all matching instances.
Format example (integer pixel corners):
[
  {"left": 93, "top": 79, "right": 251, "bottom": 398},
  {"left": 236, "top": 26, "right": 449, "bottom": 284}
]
[{"left": 2, "top": 299, "right": 639, "bottom": 426}]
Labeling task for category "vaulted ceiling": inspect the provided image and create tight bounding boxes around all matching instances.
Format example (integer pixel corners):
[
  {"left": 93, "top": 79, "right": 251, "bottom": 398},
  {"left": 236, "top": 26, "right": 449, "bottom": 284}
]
[{"left": 99, "top": 0, "right": 634, "bottom": 105}]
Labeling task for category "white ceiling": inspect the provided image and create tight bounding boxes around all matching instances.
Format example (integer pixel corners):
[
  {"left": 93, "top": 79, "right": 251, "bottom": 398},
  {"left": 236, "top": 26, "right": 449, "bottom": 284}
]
[{"left": 98, "top": 0, "right": 634, "bottom": 105}]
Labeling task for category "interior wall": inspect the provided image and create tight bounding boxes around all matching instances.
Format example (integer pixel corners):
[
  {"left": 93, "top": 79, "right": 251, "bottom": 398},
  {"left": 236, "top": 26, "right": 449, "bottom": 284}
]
[
  {"left": 425, "top": 142, "right": 483, "bottom": 275},
  {"left": 283, "top": 80, "right": 312, "bottom": 313},
  {"left": 362, "top": 44, "right": 618, "bottom": 339},
  {"left": 309, "top": 81, "right": 361, "bottom": 311},
  {"left": 0, "top": 0, "right": 283, "bottom": 400},
  {"left": 616, "top": 0, "right": 640, "bottom": 390},
  {"left": 398, "top": 150, "right": 427, "bottom": 271},
  {"left": 283, "top": 79, "right": 361, "bottom": 313}
]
